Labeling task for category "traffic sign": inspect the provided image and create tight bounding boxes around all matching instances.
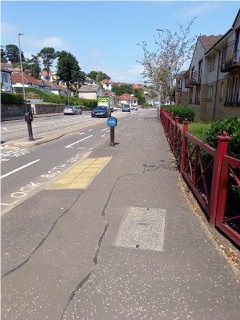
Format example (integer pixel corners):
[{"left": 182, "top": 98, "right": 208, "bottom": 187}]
[{"left": 107, "top": 117, "right": 117, "bottom": 127}]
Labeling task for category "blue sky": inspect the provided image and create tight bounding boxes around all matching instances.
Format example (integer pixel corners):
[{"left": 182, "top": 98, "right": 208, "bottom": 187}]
[{"left": 1, "top": 1, "right": 239, "bottom": 84}]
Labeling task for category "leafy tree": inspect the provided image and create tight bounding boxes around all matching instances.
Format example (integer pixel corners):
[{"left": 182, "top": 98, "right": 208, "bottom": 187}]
[
  {"left": 87, "top": 71, "right": 110, "bottom": 83},
  {"left": 134, "top": 88, "right": 146, "bottom": 105},
  {"left": 56, "top": 51, "right": 86, "bottom": 90},
  {"left": 24, "top": 54, "right": 41, "bottom": 79},
  {"left": 1, "top": 46, "right": 8, "bottom": 63},
  {"left": 5, "top": 44, "right": 23, "bottom": 64},
  {"left": 112, "top": 84, "right": 134, "bottom": 96},
  {"left": 38, "top": 47, "right": 56, "bottom": 80},
  {"left": 137, "top": 17, "right": 197, "bottom": 104}
]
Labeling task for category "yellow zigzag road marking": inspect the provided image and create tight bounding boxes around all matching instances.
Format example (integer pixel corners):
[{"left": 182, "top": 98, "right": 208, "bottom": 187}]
[{"left": 46, "top": 157, "right": 111, "bottom": 190}]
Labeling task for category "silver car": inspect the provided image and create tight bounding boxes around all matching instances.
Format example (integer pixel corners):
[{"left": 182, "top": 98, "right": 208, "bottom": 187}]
[{"left": 63, "top": 105, "right": 82, "bottom": 115}]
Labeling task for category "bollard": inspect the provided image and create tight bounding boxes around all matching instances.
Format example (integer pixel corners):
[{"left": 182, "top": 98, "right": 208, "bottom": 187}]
[
  {"left": 24, "top": 112, "right": 34, "bottom": 141},
  {"left": 107, "top": 116, "right": 117, "bottom": 146}
]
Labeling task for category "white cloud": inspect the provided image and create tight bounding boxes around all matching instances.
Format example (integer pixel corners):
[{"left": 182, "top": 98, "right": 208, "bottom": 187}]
[
  {"left": 173, "top": 1, "right": 225, "bottom": 18},
  {"left": 1, "top": 22, "right": 18, "bottom": 36},
  {"left": 27, "top": 36, "right": 67, "bottom": 50}
]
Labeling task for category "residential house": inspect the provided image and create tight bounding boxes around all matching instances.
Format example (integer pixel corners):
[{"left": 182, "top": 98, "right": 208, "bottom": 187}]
[
  {"left": 176, "top": 9, "right": 240, "bottom": 121},
  {"left": 1, "top": 63, "right": 13, "bottom": 92},
  {"left": 78, "top": 84, "right": 105, "bottom": 100},
  {"left": 12, "top": 72, "right": 44, "bottom": 91},
  {"left": 45, "top": 81, "right": 67, "bottom": 96},
  {"left": 11, "top": 72, "right": 67, "bottom": 96},
  {"left": 84, "top": 76, "right": 94, "bottom": 85},
  {"left": 100, "top": 79, "right": 116, "bottom": 91},
  {"left": 40, "top": 70, "right": 58, "bottom": 82},
  {"left": 116, "top": 93, "right": 138, "bottom": 107},
  {"left": 177, "top": 34, "right": 222, "bottom": 121}
]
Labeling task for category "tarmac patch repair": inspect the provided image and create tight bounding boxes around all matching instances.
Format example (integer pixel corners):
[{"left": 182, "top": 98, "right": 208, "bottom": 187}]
[{"left": 114, "top": 207, "right": 166, "bottom": 251}]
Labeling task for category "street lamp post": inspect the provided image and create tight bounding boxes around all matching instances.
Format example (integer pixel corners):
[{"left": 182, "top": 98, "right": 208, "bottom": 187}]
[
  {"left": 156, "top": 28, "right": 165, "bottom": 108},
  {"left": 18, "top": 33, "right": 26, "bottom": 104}
]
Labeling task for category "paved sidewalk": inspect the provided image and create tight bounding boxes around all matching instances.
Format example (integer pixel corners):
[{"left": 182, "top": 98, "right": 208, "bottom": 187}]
[{"left": 1, "top": 110, "right": 240, "bottom": 320}]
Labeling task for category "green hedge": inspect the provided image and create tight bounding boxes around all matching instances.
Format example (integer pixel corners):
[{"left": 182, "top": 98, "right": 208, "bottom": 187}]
[
  {"left": 1, "top": 92, "right": 24, "bottom": 104},
  {"left": 11, "top": 87, "right": 98, "bottom": 108},
  {"left": 162, "top": 105, "right": 195, "bottom": 123},
  {"left": 204, "top": 117, "right": 240, "bottom": 159}
]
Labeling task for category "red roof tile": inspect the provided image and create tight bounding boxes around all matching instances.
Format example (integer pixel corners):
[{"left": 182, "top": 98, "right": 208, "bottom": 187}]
[
  {"left": 199, "top": 35, "right": 222, "bottom": 51},
  {"left": 12, "top": 72, "right": 41, "bottom": 85}
]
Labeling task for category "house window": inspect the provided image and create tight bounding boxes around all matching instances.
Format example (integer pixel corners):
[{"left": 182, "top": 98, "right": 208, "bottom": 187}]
[
  {"left": 209, "top": 53, "right": 216, "bottom": 71},
  {"left": 236, "top": 29, "right": 240, "bottom": 61},
  {"left": 225, "top": 76, "right": 240, "bottom": 106},
  {"left": 1, "top": 72, "right": 10, "bottom": 83},
  {"left": 207, "top": 85, "right": 213, "bottom": 101},
  {"left": 232, "top": 77, "right": 238, "bottom": 102},
  {"left": 219, "top": 82, "right": 224, "bottom": 100},
  {"left": 198, "top": 60, "right": 203, "bottom": 82},
  {"left": 195, "top": 87, "right": 200, "bottom": 104}
]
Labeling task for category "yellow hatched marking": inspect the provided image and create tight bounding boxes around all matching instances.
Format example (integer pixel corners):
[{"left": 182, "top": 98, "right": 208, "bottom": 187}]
[{"left": 46, "top": 157, "right": 111, "bottom": 190}]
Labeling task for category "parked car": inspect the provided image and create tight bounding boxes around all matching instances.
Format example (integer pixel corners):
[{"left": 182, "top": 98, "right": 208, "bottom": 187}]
[
  {"left": 91, "top": 106, "right": 111, "bottom": 118},
  {"left": 122, "top": 105, "right": 131, "bottom": 112},
  {"left": 63, "top": 105, "right": 82, "bottom": 115},
  {"left": 131, "top": 105, "right": 138, "bottom": 111}
]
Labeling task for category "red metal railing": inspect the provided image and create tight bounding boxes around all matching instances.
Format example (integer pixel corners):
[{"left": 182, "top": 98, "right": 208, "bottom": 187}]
[
  {"left": 159, "top": 108, "right": 240, "bottom": 246},
  {"left": 216, "top": 155, "right": 240, "bottom": 245}
]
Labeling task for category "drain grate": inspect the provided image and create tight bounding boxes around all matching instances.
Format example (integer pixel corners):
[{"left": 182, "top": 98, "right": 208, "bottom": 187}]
[{"left": 114, "top": 207, "right": 166, "bottom": 251}]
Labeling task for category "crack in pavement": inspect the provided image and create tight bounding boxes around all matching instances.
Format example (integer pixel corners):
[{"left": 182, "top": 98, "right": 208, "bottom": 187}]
[
  {"left": 101, "top": 174, "right": 139, "bottom": 216},
  {"left": 60, "top": 173, "right": 139, "bottom": 319},
  {"left": 1, "top": 192, "right": 84, "bottom": 279},
  {"left": 60, "top": 223, "right": 109, "bottom": 320}
]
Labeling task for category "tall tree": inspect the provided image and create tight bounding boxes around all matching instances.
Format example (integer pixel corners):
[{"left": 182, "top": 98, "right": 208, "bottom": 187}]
[
  {"left": 5, "top": 44, "right": 23, "bottom": 64},
  {"left": 38, "top": 47, "right": 56, "bottom": 80},
  {"left": 87, "top": 71, "right": 110, "bottom": 83},
  {"left": 134, "top": 88, "right": 146, "bottom": 105},
  {"left": 56, "top": 51, "right": 86, "bottom": 90},
  {"left": 137, "top": 17, "right": 197, "bottom": 104},
  {"left": 112, "top": 84, "right": 133, "bottom": 96},
  {"left": 1, "top": 46, "right": 8, "bottom": 63},
  {"left": 24, "top": 54, "right": 41, "bottom": 79}
]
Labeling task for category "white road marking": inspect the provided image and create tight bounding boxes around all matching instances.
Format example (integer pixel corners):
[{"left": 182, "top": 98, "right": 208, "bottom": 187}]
[
  {"left": 0, "top": 159, "right": 40, "bottom": 180},
  {"left": 65, "top": 135, "right": 93, "bottom": 148}
]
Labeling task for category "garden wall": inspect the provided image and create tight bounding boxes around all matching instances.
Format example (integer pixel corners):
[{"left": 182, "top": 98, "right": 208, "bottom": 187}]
[{"left": 1, "top": 103, "right": 65, "bottom": 118}]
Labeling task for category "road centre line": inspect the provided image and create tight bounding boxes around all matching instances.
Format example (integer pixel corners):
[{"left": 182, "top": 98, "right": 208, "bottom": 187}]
[
  {"left": 65, "top": 135, "right": 93, "bottom": 148},
  {"left": 0, "top": 159, "right": 40, "bottom": 180}
]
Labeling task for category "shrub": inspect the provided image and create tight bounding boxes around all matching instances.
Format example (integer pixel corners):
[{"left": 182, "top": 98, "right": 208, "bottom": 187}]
[
  {"left": 204, "top": 117, "right": 240, "bottom": 159},
  {"left": 1, "top": 92, "right": 24, "bottom": 104},
  {"left": 14, "top": 87, "right": 98, "bottom": 108},
  {"left": 162, "top": 105, "right": 195, "bottom": 122},
  {"left": 188, "top": 122, "right": 211, "bottom": 141}
]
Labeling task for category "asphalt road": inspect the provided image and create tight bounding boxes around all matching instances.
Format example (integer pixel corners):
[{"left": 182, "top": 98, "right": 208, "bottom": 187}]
[
  {"left": 0, "top": 110, "right": 139, "bottom": 215},
  {"left": 1, "top": 111, "right": 95, "bottom": 143}
]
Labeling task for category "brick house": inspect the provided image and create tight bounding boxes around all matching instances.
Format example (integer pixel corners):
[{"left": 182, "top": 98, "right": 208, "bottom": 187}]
[{"left": 176, "top": 9, "right": 240, "bottom": 121}]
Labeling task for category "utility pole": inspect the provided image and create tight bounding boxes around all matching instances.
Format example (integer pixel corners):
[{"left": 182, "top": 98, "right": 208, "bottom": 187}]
[{"left": 18, "top": 33, "right": 26, "bottom": 108}]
